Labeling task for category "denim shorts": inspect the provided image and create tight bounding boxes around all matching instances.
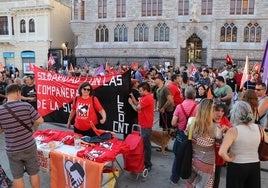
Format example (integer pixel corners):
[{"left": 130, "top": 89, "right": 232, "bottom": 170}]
[{"left": 7, "top": 145, "right": 39, "bottom": 179}]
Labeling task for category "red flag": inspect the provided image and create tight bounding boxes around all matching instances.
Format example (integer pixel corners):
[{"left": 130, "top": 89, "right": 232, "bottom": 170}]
[
  {"left": 132, "top": 62, "right": 139, "bottom": 70},
  {"left": 109, "top": 67, "right": 116, "bottom": 75},
  {"left": 48, "top": 53, "right": 55, "bottom": 69},
  {"left": 240, "top": 56, "right": 250, "bottom": 90},
  {"left": 29, "top": 62, "right": 34, "bottom": 71},
  {"left": 226, "top": 53, "right": 233, "bottom": 65},
  {"left": 84, "top": 63, "right": 89, "bottom": 71},
  {"left": 189, "top": 63, "right": 198, "bottom": 77},
  {"left": 105, "top": 61, "right": 110, "bottom": 74},
  {"left": 69, "top": 63, "right": 74, "bottom": 72},
  {"left": 252, "top": 62, "right": 261, "bottom": 73}
]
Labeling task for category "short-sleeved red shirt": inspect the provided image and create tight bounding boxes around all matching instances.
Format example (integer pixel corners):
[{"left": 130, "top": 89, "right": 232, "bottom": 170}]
[
  {"left": 168, "top": 83, "right": 184, "bottom": 106},
  {"left": 138, "top": 93, "right": 154, "bottom": 128},
  {"left": 72, "top": 96, "right": 103, "bottom": 130}
]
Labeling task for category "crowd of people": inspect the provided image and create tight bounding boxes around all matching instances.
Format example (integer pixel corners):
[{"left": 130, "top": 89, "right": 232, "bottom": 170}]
[
  {"left": 0, "top": 62, "right": 268, "bottom": 188},
  {"left": 127, "top": 63, "right": 268, "bottom": 188}
]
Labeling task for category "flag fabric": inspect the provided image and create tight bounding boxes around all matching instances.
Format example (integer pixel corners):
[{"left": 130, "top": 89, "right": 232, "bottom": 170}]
[
  {"left": 252, "top": 62, "right": 261, "bottom": 73},
  {"left": 69, "top": 63, "right": 74, "bottom": 72},
  {"left": 29, "top": 62, "right": 34, "bottom": 71},
  {"left": 143, "top": 60, "right": 150, "bottom": 71},
  {"left": 189, "top": 63, "right": 198, "bottom": 77},
  {"left": 48, "top": 54, "right": 55, "bottom": 69},
  {"left": 94, "top": 64, "right": 105, "bottom": 76},
  {"left": 132, "top": 62, "right": 139, "bottom": 70},
  {"left": 240, "top": 56, "right": 250, "bottom": 90},
  {"left": 105, "top": 61, "right": 110, "bottom": 73},
  {"left": 84, "top": 63, "right": 89, "bottom": 71},
  {"left": 261, "top": 40, "right": 268, "bottom": 84},
  {"left": 109, "top": 67, "right": 116, "bottom": 75},
  {"left": 226, "top": 53, "right": 234, "bottom": 65},
  {"left": 207, "top": 88, "right": 213, "bottom": 99}
]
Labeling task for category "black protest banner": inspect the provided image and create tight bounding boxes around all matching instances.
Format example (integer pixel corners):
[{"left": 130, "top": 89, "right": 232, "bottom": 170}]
[{"left": 34, "top": 66, "right": 132, "bottom": 134}]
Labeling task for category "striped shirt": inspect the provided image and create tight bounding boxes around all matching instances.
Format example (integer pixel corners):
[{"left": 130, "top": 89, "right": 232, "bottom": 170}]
[{"left": 0, "top": 101, "right": 41, "bottom": 153}]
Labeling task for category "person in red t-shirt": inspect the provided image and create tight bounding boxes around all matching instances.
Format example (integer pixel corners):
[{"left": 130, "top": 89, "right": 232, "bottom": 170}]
[
  {"left": 168, "top": 74, "right": 184, "bottom": 107},
  {"left": 234, "top": 67, "right": 243, "bottom": 92},
  {"left": 67, "top": 82, "right": 106, "bottom": 137},
  {"left": 213, "top": 102, "right": 231, "bottom": 188},
  {"left": 128, "top": 82, "right": 154, "bottom": 171}
]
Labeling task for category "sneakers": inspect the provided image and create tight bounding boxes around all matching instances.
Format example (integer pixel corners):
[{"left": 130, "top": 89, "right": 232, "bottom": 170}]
[{"left": 170, "top": 180, "right": 178, "bottom": 185}]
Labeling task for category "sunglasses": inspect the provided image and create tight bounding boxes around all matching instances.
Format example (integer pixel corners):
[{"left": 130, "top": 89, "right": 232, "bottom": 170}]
[{"left": 82, "top": 88, "right": 91, "bottom": 91}]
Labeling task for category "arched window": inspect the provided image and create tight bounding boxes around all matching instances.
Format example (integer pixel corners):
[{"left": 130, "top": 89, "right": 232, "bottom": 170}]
[
  {"left": 96, "top": 25, "right": 109, "bottom": 42},
  {"left": 114, "top": 24, "right": 128, "bottom": 42},
  {"left": 20, "top": 19, "right": 26, "bottom": 33},
  {"left": 134, "top": 23, "right": 149, "bottom": 42},
  {"left": 244, "top": 23, "right": 261, "bottom": 42},
  {"left": 220, "top": 23, "right": 237, "bottom": 42},
  {"left": 154, "top": 23, "right": 169, "bottom": 41},
  {"left": 29, "top": 19, "right": 35, "bottom": 33}
]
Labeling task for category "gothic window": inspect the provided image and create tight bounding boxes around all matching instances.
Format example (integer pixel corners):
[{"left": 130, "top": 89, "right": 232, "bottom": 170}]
[
  {"left": 201, "top": 0, "right": 213, "bottom": 15},
  {"left": 114, "top": 24, "right": 128, "bottom": 42},
  {"left": 20, "top": 19, "right": 26, "bottom": 33},
  {"left": 134, "top": 23, "right": 149, "bottom": 42},
  {"left": 29, "top": 19, "right": 35, "bottom": 33},
  {"left": 178, "top": 0, "right": 189, "bottom": 15},
  {"left": 244, "top": 23, "right": 261, "bottom": 42},
  {"left": 154, "top": 23, "right": 169, "bottom": 41},
  {"left": 98, "top": 0, "right": 107, "bottom": 18},
  {"left": 220, "top": 23, "right": 237, "bottom": 42},
  {"left": 116, "top": 0, "right": 126, "bottom": 17},
  {"left": 96, "top": 25, "right": 109, "bottom": 42},
  {"left": 230, "top": 0, "right": 255, "bottom": 15},
  {"left": 0, "top": 16, "right": 8, "bottom": 35},
  {"left": 142, "top": 0, "right": 162, "bottom": 16}
]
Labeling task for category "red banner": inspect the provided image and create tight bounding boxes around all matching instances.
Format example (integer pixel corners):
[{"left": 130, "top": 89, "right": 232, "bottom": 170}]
[{"left": 34, "top": 66, "right": 132, "bottom": 134}]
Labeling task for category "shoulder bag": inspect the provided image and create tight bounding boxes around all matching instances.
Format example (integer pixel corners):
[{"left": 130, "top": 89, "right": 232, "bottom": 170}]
[
  {"left": 3, "top": 104, "right": 32, "bottom": 132},
  {"left": 258, "top": 125, "right": 268, "bottom": 161},
  {"left": 180, "top": 118, "right": 195, "bottom": 179}
]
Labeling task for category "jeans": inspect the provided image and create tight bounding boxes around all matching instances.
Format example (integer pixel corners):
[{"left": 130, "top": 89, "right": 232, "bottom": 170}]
[
  {"left": 170, "top": 130, "right": 187, "bottom": 183},
  {"left": 141, "top": 128, "right": 152, "bottom": 168}
]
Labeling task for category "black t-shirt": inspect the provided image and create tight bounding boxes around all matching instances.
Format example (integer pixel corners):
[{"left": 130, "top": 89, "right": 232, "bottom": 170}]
[
  {"left": 243, "top": 80, "right": 256, "bottom": 90},
  {"left": 21, "top": 85, "right": 37, "bottom": 109},
  {"left": 226, "top": 78, "right": 237, "bottom": 92}
]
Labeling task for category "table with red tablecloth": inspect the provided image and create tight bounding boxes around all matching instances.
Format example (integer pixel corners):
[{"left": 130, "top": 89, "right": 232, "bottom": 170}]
[{"left": 34, "top": 129, "right": 129, "bottom": 188}]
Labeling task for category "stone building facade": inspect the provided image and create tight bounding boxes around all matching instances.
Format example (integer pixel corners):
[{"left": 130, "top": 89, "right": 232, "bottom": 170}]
[
  {"left": 70, "top": 0, "right": 268, "bottom": 69},
  {"left": 0, "top": 0, "right": 74, "bottom": 75}
]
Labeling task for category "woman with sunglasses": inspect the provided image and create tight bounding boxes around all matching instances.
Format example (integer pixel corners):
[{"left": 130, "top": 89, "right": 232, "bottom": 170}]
[{"left": 67, "top": 82, "right": 106, "bottom": 136}]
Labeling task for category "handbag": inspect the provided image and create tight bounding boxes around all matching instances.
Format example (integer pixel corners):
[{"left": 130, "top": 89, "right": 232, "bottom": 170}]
[
  {"left": 179, "top": 118, "right": 195, "bottom": 179},
  {"left": 258, "top": 125, "right": 268, "bottom": 161}
]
